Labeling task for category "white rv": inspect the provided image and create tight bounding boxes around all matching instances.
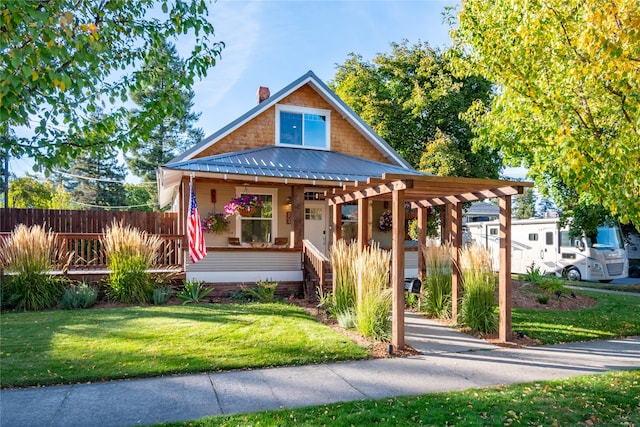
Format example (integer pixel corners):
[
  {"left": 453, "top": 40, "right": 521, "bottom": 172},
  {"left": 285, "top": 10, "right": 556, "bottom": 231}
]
[{"left": 465, "top": 217, "right": 628, "bottom": 282}]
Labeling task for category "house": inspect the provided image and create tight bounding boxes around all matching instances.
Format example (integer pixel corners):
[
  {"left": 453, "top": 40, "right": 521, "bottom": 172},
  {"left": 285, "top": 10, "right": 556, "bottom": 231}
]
[{"left": 157, "top": 71, "right": 422, "bottom": 285}]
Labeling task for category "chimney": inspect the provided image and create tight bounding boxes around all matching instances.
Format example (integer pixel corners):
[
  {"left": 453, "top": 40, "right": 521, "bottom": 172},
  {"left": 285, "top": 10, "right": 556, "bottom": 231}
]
[{"left": 257, "top": 86, "right": 270, "bottom": 104}]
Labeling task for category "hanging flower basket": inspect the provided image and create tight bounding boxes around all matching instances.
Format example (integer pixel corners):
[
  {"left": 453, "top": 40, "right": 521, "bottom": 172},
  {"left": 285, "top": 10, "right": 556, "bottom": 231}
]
[
  {"left": 202, "top": 212, "right": 229, "bottom": 233},
  {"left": 224, "top": 194, "right": 264, "bottom": 217},
  {"left": 237, "top": 206, "right": 257, "bottom": 217}
]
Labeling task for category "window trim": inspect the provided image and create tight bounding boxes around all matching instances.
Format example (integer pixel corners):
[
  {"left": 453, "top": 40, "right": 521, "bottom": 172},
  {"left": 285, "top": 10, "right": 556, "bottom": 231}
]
[
  {"left": 234, "top": 186, "right": 278, "bottom": 243},
  {"left": 275, "top": 104, "right": 331, "bottom": 150}
]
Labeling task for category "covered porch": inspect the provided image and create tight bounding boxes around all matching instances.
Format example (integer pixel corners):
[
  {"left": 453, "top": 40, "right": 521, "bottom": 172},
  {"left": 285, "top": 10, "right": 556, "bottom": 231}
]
[{"left": 326, "top": 173, "right": 533, "bottom": 346}]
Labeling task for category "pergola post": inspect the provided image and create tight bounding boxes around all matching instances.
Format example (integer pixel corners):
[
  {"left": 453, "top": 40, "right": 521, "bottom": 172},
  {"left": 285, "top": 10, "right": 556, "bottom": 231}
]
[
  {"left": 417, "top": 206, "right": 427, "bottom": 282},
  {"left": 450, "top": 202, "right": 463, "bottom": 320},
  {"left": 291, "top": 185, "right": 305, "bottom": 250},
  {"left": 499, "top": 195, "right": 512, "bottom": 342},
  {"left": 357, "top": 198, "right": 369, "bottom": 251},
  {"left": 332, "top": 204, "right": 342, "bottom": 244},
  {"left": 391, "top": 189, "right": 406, "bottom": 349}
]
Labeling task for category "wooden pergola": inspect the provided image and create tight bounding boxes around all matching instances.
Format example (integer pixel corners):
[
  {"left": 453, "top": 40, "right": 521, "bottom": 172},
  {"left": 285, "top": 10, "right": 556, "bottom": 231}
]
[{"left": 326, "top": 173, "right": 534, "bottom": 347}]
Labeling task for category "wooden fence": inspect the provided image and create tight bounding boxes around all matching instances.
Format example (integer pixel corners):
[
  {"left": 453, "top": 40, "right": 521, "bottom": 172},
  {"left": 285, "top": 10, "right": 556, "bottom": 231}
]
[
  {"left": 0, "top": 208, "right": 177, "bottom": 234},
  {"left": 0, "top": 208, "right": 183, "bottom": 271}
]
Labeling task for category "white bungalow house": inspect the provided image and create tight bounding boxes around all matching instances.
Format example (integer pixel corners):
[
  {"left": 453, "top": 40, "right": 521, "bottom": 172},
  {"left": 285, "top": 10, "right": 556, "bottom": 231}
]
[{"left": 157, "top": 71, "right": 423, "bottom": 287}]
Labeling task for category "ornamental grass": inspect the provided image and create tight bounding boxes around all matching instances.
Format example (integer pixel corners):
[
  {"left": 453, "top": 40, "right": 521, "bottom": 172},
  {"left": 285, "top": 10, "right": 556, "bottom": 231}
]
[
  {"left": 458, "top": 244, "right": 498, "bottom": 334},
  {"left": 329, "top": 239, "right": 357, "bottom": 317},
  {"left": 101, "top": 220, "right": 162, "bottom": 304},
  {"left": 353, "top": 243, "right": 392, "bottom": 340},
  {"left": 0, "top": 224, "right": 70, "bottom": 311},
  {"left": 421, "top": 241, "right": 453, "bottom": 319}
]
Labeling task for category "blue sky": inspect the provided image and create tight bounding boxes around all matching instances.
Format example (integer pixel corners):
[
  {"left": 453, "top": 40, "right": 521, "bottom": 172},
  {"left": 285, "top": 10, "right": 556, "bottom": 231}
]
[{"left": 183, "top": 0, "right": 458, "bottom": 136}]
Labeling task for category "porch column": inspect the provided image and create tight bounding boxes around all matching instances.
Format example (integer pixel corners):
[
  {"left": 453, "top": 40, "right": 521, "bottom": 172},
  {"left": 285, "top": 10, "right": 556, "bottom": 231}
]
[
  {"left": 440, "top": 206, "right": 451, "bottom": 245},
  {"left": 450, "top": 202, "right": 463, "bottom": 320},
  {"left": 332, "top": 204, "right": 342, "bottom": 243},
  {"left": 180, "top": 177, "right": 190, "bottom": 262},
  {"left": 391, "top": 189, "right": 406, "bottom": 349},
  {"left": 417, "top": 206, "right": 427, "bottom": 281},
  {"left": 499, "top": 195, "right": 512, "bottom": 342},
  {"left": 357, "top": 198, "right": 369, "bottom": 251},
  {"left": 291, "top": 185, "right": 305, "bottom": 250}
]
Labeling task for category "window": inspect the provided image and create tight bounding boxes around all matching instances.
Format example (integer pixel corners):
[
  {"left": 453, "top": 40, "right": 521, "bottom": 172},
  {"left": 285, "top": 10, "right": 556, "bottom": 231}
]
[
  {"left": 489, "top": 228, "right": 499, "bottom": 236},
  {"left": 235, "top": 188, "right": 277, "bottom": 243},
  {"left": 276, "top": 105, "right": 330, "bottom": 149},
  {"left": 528, "top": 233, "right": 538, "bottom": 241},
  {"left": 341, "top": 203, "right": 358, "bottom": 241},
  {"left": 545, "top": 231, "right": 554, "bottom": 245}
]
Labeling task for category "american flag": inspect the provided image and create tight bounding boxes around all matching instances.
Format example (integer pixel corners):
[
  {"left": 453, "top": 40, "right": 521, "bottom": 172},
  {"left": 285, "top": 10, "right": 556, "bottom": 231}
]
[{"left": 187, "top": 183, "right": 207, "bottom": 263}]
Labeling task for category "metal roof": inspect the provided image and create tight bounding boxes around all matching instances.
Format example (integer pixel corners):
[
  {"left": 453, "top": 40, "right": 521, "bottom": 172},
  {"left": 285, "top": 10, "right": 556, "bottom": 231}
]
[{"left": 164, "top": 146, "right": 423, "bottom": 183}]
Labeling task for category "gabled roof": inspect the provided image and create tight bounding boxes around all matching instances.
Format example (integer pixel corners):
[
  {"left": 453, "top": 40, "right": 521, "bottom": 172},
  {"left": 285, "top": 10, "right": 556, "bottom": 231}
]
[
  {"left": 165, "top": 146, "right": 424, "bottom": 182},
  {"left": 168, "top": 70, "right": 412, "bottom": 169},
  {"left": 157, "top": 147, "right": 423, "bottom": 207}
]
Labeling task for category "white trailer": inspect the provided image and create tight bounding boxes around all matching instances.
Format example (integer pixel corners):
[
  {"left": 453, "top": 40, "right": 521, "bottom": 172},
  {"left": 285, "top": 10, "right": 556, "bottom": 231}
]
[{"left": 465, "top": 217, "right": 628, "bottom": 282}]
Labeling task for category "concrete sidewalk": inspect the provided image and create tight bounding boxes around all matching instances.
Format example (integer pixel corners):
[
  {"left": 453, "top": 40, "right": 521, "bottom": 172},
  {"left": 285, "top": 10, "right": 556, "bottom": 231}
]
[{"left": 1, "top": 314, "right": 639, "bottom": 427}]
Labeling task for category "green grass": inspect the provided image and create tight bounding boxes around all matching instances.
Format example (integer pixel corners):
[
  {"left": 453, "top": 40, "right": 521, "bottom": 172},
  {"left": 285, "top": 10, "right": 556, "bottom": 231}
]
[
  {"left": 0, "top": 303, "right": 369, "bottom": 388},
  {"left": 513, "top": 290, "right": 640, "bottom": 344},
  {"left": 156, "top": 369, "right": 640, "bottom": 426},
  {"left": 569, "top": 281, "right": 640, "bottom": 293}
]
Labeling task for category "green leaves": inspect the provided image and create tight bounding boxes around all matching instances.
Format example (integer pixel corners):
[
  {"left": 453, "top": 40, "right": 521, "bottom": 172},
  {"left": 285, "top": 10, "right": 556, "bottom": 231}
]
[
  {"left": 453, "top": 0, "right": 640, "bottom": 225},
  {"left": 0, "top": 0, "right": 224, "bottom": 169}
]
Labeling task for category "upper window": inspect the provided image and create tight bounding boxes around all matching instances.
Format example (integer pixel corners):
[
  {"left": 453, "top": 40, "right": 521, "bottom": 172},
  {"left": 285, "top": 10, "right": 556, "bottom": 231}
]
[{"left": 276, "top": 105, "right": 330, "bottom": 149}]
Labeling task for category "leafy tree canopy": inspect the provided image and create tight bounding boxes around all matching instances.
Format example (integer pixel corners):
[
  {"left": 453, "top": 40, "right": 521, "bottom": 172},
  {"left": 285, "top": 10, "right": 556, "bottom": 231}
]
[
  {"left": 0, "top": 0, "right": 223, "bottom": 169},
  {"left": 329, "top": 40, "right": 502, "bottom": 178},
  {"left": 451, "top": 0, "right": 640, "bottom": 225},
  {"left": 9, "top": 175, "right": 74, "bottom": 209}
]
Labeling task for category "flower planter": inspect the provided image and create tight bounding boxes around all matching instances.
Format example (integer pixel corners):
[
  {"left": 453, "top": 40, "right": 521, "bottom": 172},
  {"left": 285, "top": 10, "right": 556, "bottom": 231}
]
[{"left": 237, "top": 206, "right": 257, "bottom": 217}]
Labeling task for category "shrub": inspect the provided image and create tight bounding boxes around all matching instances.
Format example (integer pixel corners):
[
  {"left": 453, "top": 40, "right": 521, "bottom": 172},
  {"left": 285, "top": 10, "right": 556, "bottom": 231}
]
[
  {"left": 458, "top": 244, "right": 498, "bottom": 334},
  {"left": 242, "top": 279, "right": 278, "bottom": 303},
  {"left": 422, "top": 242, "right": 452, "bottom": 319},
  {"left": 335, "top": 307, "right": 356, "bottom": 329},
  {"left": 177, "top": 280, "right": 213, "bottom": 304},
  {"left": 101, "top": 221, "right": 161, "bottom": 304},
  {"left": 329, "top": 240, "right": 357, "bottom": 315},
  {"left": 539, "top": 276, "right": 566, "bottom": 294},
  {"left": 523, "top": 262, "right": 546, "bottom": 285},
  {"left": 536, "top": 294, "right": 550, "bottom": 304},
  {"left": 0, "top": 225, "right": 70, "bottom": 311},
  {"left": 152, "top": 286, "right": 173, "bottom": 305},
  {"left": 61, "top": 283, "right": 98, "bottom": 309}
]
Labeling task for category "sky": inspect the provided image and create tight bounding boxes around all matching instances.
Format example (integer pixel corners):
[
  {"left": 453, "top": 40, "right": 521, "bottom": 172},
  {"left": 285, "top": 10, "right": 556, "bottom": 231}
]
[{"left": 10, "top": 0, "right": 526, "bottom": 180}]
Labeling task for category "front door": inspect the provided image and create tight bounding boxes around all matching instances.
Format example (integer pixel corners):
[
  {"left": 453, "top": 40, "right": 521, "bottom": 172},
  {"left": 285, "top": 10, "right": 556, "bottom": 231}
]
[{"left": 304, "top": 201, "right": 327, "bottom": 254}]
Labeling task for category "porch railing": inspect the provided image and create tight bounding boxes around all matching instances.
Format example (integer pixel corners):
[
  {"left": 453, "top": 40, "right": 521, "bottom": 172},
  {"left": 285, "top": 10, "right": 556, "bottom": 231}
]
[
  {"left": 0, "top": 232, "right": 183, "bottom": 271},
  {"left": 302, "top": 239, "right": 331, "bottom": 293}
]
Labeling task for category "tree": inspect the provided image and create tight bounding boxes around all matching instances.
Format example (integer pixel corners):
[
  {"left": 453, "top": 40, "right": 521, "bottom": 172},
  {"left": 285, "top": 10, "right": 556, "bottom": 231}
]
[
  {"left": 9, "top": 175, "right": 74, "bottom": 209},
  {"left": 329, "top": 41, "right": 502, "bottom": 178},
  {"left": 451, "top": 1, "right": 640, "bottom": 225},
  {"left": 124, "top": 183, "right": 154, "bottom": 212},
  {"left": 62, "top": 148, "right": 127, "bottom": 209},
  {"left": 0, "top": 0, "right": 223, "bottom": 169},
  {"left": 513, "top": 188, "right": 536, "bottom": 220}
]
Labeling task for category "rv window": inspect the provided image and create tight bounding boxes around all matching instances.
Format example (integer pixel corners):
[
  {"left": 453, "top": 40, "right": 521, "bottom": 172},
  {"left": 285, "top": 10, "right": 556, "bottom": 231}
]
[
  {"left": 545, "top": 232, "right": 554, "bottom": 245},
  {"left": 489, "top": 228, "right": 498, "bottom": 236},
  {"left": 528, "top": 233, "right": 538, "bottom": 241}
]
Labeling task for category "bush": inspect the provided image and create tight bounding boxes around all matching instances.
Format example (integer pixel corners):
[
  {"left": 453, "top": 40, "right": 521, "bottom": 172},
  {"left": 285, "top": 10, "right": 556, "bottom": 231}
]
[
  {"left": 101, "top": 221, "right": 161, "bottom": 304},
  {"left": 536, "top": 294, "right": 550, "bottom": 304},
  {"left": 422, "top": 242, "right": 452, "bottom": 319},
  {"left": 0, "top": 225, "right": 70, "bottom": 311},
  {"left": 336, "top": 307, "right": 356, "bottom": 329},
  {"left": 152, "top": 286, "right": 173, "bottom": 305},
  {"left": 242, "top": 279, "right": 278, "bottom": 303},
  {"left": 458, "top": 244, "right": 498, "bottom": 334},
  {"left": 177, "top": 280, "right": 213, "bottom": 304},
  {"left": 61, "top": 283, "right": 98, "bottom": 309},
  {"left": 523, "top": 262, "right": 545, "bottom": 285},
  {"left": 539, "top": 276, "right": 566, "bottom": 294}
]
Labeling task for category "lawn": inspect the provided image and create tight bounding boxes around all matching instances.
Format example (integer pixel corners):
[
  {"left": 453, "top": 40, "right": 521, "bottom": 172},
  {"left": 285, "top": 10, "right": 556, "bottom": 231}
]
[
  {"left": 156, "top": 369, "right": 640, "bottom": 426},
  {"left": 512, "top": 290, "right": 640, "bottom": 344},
  {"left": 0, "top": 303, "right": 370, "bottom": 388}
]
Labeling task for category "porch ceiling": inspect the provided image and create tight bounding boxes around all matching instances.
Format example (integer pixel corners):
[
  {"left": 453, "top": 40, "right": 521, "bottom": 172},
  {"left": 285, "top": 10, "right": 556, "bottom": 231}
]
[{"left": 326, "top": 173, "right": 534, "bottom": 206}]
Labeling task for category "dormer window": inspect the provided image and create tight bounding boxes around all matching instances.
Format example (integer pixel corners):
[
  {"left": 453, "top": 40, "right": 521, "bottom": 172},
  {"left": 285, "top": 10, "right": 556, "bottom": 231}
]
[{"left": 276, "top": 105, "right": 330, "bottom": 149}]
